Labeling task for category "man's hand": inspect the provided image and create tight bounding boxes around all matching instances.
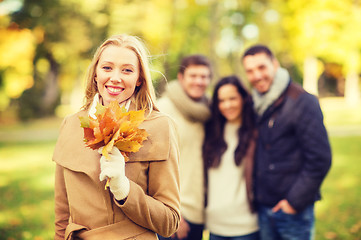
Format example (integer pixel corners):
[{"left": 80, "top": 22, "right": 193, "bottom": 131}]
[
  {"left": 272, "top": 199, "right": 297, "bottom": 214},
  {"left": 172, "top": 216, "right": 190, "bottom": 240}
]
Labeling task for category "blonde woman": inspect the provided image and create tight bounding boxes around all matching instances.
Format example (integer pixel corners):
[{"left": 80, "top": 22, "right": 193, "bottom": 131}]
[{"left": 53, "top": 34, "right": 180, "bottom": 240}]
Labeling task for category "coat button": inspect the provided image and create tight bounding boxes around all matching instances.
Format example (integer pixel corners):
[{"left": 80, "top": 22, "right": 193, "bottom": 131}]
[
  {"left": 268, "top": 119, "right": 275, "bottom": 128},
  {"left": 269, "top": 164, "right": 275, "bottom": 170}
]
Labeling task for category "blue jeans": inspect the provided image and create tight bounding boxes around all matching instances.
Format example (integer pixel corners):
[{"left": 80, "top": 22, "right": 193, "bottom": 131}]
[
  {"left": 157, "top": 218, "right": 204, "bottom": 240},
  {"left": 209, "top": 231, "right": 260, "bottom": 240},
  {"left": 258, "top": 204, "right": 314, "bottom": 240}
]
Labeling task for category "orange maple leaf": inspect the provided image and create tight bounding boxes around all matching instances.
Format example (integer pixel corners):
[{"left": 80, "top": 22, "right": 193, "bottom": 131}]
[{"left": 79, "top": 101, "right": 149, "bottom": 161}]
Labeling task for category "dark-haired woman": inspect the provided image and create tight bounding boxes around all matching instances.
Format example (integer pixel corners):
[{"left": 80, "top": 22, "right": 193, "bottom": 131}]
[{"left": 203, "top": 76, "right": 259, "bottom": 240}]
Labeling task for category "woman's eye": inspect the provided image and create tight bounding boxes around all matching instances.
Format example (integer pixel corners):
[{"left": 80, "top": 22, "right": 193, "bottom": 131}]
[
  {"left": 102, "top": 66, "right": 111, "bottom": 70},
  {"left": 124, "top": 68, "right": 133, "bottom": 73}
]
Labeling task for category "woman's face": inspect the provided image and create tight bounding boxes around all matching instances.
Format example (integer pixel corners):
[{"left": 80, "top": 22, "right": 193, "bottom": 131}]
[
  {"left": 95, "top": 45, "right": 140, "bottom": 106},
  {"left": 217, "top": 84, "right": 243, "bottom": 124}
]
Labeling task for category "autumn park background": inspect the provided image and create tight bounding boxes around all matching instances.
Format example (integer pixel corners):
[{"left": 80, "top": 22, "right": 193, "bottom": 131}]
[{"left": 0, "top": 0, "right": 361, "bottom": 239}]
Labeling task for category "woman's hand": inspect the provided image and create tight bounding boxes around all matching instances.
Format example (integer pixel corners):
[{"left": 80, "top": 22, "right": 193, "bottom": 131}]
[{"left": 99, "top": 147, "right": 130, "bottom": 201}]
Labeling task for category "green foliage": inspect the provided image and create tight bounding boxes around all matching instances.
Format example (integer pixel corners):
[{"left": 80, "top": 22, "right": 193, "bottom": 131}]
[
  {"left": 1, "top": 0, "right": 360, "bottom": 120},
  {"left": 5, "top": 0, "right": 109, "bottom": 120}
]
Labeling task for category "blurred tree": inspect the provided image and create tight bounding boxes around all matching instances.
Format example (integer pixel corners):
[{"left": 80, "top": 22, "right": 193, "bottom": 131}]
[
  {"left": 148, "top": 0, "right": 221, "bottom": 85},
  {"left": 10, "top": 0, "right": 109, "bottom": 120},
  {"left": 1, "top": 0, "right": 360, "bottom": 122},
  {"left": 280, "top": 0, "right": 361, "bottom": 102},
  {"left": 0, "top": 22, "right": 35, "bottom": 113},
  {"left": 318, "top": 62, "right": 345, "bottom": 97},
  {"left": 106, "top": 0, "right": 225, "bottom": 93}
]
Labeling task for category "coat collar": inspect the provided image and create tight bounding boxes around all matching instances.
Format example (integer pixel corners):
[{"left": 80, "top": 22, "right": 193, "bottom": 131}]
[
  {"left": 53, "top": 111, "right": 101, "bottom": 182},
  {"left": 53, "top": 110, "right": 171, "bottom": 182}
]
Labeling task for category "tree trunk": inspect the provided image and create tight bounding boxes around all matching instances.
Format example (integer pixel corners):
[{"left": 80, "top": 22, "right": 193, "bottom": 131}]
[
  {"left": 303, "top": 56, "right": 319, "bottom": 96},
  {"left": 344, "top": 70, "right": 360, "bottom": 105},
  {"left": 42, "top": 52, "right": 59, "bottom": 113},
  {"left": 208, "top": 0, "right": 220, "bottom": 82},
  {"left": 344, "top": 51, "right": 360, "bottom": 105}
]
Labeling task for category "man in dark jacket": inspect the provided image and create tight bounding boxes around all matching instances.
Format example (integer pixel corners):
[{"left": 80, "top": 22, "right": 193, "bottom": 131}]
[{"left": 241, "top": 44, "right": 331, "bottom": 240}]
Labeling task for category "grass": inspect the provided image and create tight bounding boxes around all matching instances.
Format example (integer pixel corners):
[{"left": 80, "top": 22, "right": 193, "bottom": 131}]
[
  {"left": 315, "top": 136, "right": 361, "bottom": 240},
  {"left": 0, "top": 97, "right": 360, "bottom": 240},
  {"left": 0, "top": 141, "right": 56, "bottom": 240}
]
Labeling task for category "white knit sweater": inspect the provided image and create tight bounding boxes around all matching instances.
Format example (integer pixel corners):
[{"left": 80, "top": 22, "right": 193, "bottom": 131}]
[{"left": 206, "top": 122, "right": 259, "bottom": 236}]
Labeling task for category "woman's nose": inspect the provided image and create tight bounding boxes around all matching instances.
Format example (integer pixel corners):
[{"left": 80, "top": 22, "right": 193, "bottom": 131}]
[
  {"left": 110, "top": 70, "right": 122, "bottom": 83},
  {"left": 223, "top": 101, "right": 232, "bottom": 109}
]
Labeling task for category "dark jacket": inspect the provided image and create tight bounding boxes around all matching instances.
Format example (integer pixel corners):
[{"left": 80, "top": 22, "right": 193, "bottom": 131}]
[{"left": 254, "top": 82, "right": 331, "bottom": 212}]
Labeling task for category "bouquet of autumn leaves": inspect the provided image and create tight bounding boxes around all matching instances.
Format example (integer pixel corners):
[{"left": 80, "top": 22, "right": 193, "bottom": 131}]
[{"left": 79, "top": 101, "right": 149, "bottom": 188}]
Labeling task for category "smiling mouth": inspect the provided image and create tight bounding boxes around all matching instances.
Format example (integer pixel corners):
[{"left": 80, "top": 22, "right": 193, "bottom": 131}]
[
  {"left": 106, "top": 86, "right": 123, "bottom": 94},
  {"left": 224, "top": 111, "right": 236, "bottom": 116}
]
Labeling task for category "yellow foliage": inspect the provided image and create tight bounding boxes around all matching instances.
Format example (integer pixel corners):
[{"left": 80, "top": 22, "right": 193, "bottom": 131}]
[
  {"left": 0, "top": 28, "right": 35, "bottom": 68},
  {"left": 142, "top": 0, "right": 173, "bottom": 44},
  {"left": 3, "top": 71, "right": 33, "bottom": 98},
  {"left": 284, "top": 0, "right": 361, "bottom": 66},
  {"left": 0, "top": 27, "right": 35, "bottom": 101}
]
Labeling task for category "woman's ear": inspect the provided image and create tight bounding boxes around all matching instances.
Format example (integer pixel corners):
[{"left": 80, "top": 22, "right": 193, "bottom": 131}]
[{"left": 136, "top": 79, "right": 142, "bottom": 87}]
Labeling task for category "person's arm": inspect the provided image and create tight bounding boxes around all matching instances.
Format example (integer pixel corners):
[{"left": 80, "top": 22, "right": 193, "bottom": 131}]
[
  {"left": 116, "top": 116, "right": 181, "bottom": 237},
  {"left": 286, "top": 94, "right": 332, "bottom": 212},
  {"left": 54, "top": 164, "right": 70, "bottom": 240}
]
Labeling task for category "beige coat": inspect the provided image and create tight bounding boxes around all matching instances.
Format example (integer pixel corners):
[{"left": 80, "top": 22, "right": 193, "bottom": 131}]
[{"left": 53, "top": 109, "right": 180, "bottom": 240}]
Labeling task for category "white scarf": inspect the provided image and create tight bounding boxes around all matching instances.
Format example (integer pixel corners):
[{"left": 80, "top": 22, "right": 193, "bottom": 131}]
[
  {"left": 252, "top": 67, "right": 290, "bottom": 116},
  {"left": 88, "top": 93, "right": 132, "bottom": 119}
]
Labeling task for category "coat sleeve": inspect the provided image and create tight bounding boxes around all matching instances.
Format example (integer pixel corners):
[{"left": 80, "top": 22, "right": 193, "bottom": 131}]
[
  {"left": 116, "top": 115, "right": 181, "bottom": 237},
  {"left": 286, "top": 94, "right": 332, "bottom": 211},
  {"left": 54, "top": 164, "right": 70, "bottom": 240}
]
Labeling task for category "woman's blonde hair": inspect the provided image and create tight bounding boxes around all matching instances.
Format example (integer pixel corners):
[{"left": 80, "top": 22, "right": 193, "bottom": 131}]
[{"left": 82, "top": 34, "right": 158, "bottom": 113}]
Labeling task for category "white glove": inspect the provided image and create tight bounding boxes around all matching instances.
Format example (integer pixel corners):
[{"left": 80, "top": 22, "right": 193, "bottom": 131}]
[{"left": 99, "top": 147, "right": 130, "bottom": 200}]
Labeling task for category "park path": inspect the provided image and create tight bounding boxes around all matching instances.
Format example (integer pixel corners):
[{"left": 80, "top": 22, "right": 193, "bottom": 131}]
[
  {"left": 326, "top": 125, "right": 361, "bottom": 137},
  {"left": 0, "top": 128, "right": 60, "bottom": 142},
  {"left": 1, "top": 96, "right": 361, "bottom": 143},
  {"left": 0, "top": 117, "right": 62, "bottom": 143}
]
